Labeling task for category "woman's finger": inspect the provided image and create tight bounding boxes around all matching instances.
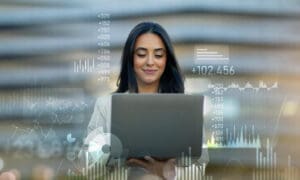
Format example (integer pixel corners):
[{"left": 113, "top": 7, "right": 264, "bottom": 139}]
[
  {"left": 167, "top": 158, "right": 176, "bottom": 165},
  {"left": 163, "top": 159, "right": 176, "bottom": 180},
  {"left": 144, "top": 156, "right": 156, "bottom": 163},
  {"left": 127, "top": 158, "right": 149, "bottom": 169}
]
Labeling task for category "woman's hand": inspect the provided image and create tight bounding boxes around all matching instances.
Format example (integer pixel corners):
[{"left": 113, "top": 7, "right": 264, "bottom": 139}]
[{"left": 127, "top": 156, "right": 176, "bottom": 180}]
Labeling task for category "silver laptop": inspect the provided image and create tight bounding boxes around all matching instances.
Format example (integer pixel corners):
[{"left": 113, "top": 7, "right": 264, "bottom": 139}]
[{"left": 108, "top": 94, "right": 204, "bottom": 166}]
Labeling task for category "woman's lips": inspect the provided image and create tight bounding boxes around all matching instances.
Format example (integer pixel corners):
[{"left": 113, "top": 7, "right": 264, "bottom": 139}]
[{"left": 143, "top": 69, "right": 157, "bottom": 74}]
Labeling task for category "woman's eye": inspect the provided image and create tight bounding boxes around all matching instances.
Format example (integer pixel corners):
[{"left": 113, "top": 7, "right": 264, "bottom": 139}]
[
  {"left": 137, "top": 54, "right": 146, "bottom": 58},
  {"left": 155, "top": 55, "right": 163, "bottom": 58}
]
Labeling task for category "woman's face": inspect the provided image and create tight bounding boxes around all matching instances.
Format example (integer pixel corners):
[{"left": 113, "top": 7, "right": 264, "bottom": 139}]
[{"left": 133, "top": 33, "right": 167, "bottom": 87}]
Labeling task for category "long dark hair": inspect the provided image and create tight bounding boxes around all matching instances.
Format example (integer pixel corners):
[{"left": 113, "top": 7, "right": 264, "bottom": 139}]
[{"left": 115, "top": 22, "right": 185, "bottom": 93}]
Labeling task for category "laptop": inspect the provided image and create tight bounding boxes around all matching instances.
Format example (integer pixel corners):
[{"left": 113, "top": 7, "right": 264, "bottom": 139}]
[{"left": 107, "top": 94, "right": 204, "bottom": 166}]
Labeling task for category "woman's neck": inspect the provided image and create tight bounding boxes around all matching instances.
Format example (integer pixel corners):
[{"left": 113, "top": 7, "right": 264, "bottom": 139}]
[{"left": 137, "top": 82, "right": 159, "bottom": 93}]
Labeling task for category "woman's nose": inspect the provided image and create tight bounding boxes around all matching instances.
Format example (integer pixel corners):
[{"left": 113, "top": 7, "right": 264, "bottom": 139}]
[{"left": 146, "top": 55, "right": 154, "bottom": 66}]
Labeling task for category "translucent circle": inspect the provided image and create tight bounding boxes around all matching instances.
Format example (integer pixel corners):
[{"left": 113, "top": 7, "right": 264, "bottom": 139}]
[
  {"left": 66, "top": 151, "right": 76, "bottom": 161},
  {"left": 84, "top": 128, "right": 124, "bottom": 168},
  {"left": 88, "top": 134, "right": 106, "bottom": 152},
  {"left": 102, "top": 144, "right": 110, "bottom": 154},
  {"left": 86, "top": 133, "right": 109, "bottom": 166},
  {"left": 110, "top": 134, "right": 123, "bottom": 157}
]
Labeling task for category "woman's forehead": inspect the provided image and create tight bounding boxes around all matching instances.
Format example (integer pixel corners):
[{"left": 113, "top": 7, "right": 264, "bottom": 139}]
[
  {"left": 134, "top": 33, "right": 165, "bottom": 50},
  {"left": 135, "top": 47, "right": 165, "bottom": 52}
]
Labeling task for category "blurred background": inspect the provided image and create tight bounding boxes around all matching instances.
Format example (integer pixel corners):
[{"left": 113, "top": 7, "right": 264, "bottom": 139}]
[{"left": 0, "top": 0, "right": 300, "bottom": 179}]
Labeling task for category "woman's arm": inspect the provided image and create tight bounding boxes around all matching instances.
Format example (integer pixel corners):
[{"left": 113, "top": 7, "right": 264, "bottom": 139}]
[
  {"left": 127, "top": 156, "right": 176, "bottom": 180},
  {"left": 87, "top": 95, "right": 111, "bottom": 135},
  {"left": 77, "top": 96, "right": 111, "bottom": 177}
]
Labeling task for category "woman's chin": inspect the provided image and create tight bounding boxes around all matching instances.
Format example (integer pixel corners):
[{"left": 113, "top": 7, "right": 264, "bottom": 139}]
[{"left": 143, "top": 79, "right": 158, "bottom": 85}]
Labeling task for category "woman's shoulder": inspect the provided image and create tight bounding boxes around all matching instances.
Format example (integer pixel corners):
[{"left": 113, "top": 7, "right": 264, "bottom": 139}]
[
  {"left": 94, "top": 94, "right": 112, "bottom": 107},
  {"left": 94, "top": 91, "right": 129, "bottom": 106}
]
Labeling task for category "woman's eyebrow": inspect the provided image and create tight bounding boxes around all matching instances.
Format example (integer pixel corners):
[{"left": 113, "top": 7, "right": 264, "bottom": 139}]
[
  {"left": 154, "top": 48, "right": 165, "bottom": 52},
  {"left": 135, "top": 47, "right": 165, "bottom": 53},
  {"left": 135, "top": 47, "right": 147, "bottom": 52}
]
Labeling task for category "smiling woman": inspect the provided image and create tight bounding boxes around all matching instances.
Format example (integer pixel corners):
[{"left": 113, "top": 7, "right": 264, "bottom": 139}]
[
  {"left": 133, "top": 33, "right": 167, "bottom": 93},
  {"left": 84, "top": 22, "right": 208, "bottom": 180},
  {"left": 116, "top": 22, "right": 184, "bottom": 93}
]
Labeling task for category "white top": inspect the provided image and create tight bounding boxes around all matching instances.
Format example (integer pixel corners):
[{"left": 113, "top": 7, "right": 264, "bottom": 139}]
[{"left": 88, "top": 95, "right": 112, "bottom": 135}]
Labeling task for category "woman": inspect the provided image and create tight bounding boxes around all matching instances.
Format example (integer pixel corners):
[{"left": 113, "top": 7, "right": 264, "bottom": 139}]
[
  {"left": 115, "top": 22, "right": 184, "bottom": 94},
  {"left": 86, "top": 22, "right": 207, "bottom": 179}
]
